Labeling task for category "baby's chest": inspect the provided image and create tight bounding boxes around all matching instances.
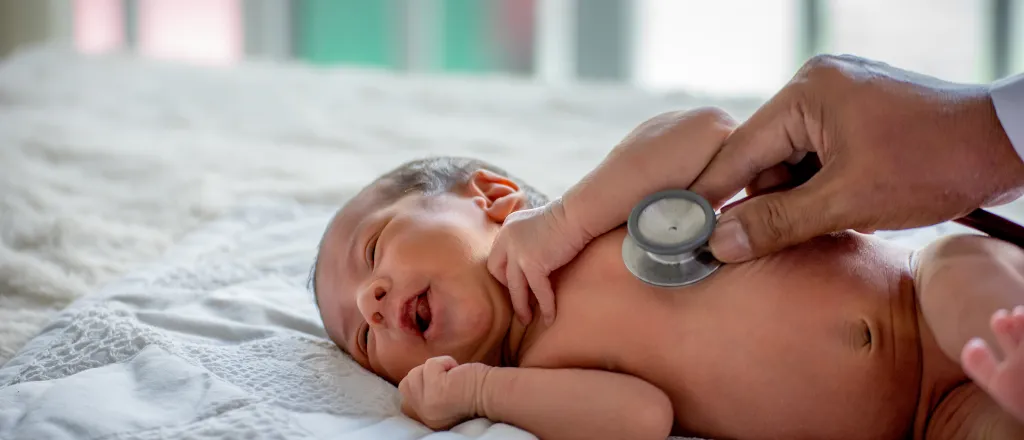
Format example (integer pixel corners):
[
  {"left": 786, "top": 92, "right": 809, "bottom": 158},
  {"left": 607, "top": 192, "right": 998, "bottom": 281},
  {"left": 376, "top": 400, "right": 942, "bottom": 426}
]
[
  {"left": 516, "top": 284, "right": 680, "bottom": 376},
  {"left": 516, "top": 229, "right": 687, "bottom": 371}
]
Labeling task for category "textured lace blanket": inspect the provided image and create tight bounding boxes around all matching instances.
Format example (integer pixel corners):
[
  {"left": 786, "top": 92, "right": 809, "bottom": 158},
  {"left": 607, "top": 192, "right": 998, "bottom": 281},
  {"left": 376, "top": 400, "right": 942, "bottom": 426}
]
[{"left": 0, "top": 200, "right": 543, "bottom": 439}]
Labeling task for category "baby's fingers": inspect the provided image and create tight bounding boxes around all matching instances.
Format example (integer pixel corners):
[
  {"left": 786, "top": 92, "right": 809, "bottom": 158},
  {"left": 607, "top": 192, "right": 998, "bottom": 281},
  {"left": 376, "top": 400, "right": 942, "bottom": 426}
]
[
  {"left": 524, "top": 268, "right": 556, "bottom": 326},
  {"left": 424, "top": 356, "right": 459, "bottom": 377},
  {"left": 400, "top": 399, "right": 419, "bottom": 421},
  {"left": 487, "top": 246, "right": 509, "bottom": 287},
  {"left": 506, "top": 262, "right": 533, "bottom": 325}
]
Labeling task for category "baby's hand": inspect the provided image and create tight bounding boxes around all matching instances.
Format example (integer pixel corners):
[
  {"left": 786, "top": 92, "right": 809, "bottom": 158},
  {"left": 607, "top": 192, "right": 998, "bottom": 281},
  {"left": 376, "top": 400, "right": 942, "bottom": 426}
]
[
  {"left": 398, "top": 356, "right": 490, "bottom": 431},
  {"left": 487, "top": 199, "right": 590, "bottom": 326}
]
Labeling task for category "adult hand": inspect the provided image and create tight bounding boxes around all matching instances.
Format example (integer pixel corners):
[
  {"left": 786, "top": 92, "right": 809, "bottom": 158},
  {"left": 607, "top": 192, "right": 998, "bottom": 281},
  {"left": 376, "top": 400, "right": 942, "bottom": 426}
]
[{"left": 690, "top": 54, "right": 1024, "bottom": 263}]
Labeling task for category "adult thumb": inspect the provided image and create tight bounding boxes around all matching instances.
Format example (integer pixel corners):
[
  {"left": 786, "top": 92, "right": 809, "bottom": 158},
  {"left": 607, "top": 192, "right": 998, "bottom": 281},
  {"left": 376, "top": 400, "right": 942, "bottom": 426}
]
[{"left": 709, "top": 185, "right": 836, "bottom": 263}]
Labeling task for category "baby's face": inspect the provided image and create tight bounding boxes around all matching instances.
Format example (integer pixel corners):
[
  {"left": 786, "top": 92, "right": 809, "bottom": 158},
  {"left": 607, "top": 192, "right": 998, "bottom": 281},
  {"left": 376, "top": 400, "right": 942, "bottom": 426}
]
[{"left": 314, "top": 178, "right": 520, "bottom": 383}]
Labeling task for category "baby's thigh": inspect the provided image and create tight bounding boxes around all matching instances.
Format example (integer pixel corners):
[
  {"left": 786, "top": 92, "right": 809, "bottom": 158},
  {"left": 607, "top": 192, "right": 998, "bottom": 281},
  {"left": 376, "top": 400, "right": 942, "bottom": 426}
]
[{"left": 924, "top": 383, "right": 1024, "bottom": 440}]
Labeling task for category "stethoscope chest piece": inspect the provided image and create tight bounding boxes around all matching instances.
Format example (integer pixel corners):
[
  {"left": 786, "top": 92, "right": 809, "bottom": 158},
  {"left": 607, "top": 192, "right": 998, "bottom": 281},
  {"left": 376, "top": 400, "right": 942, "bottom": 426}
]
[{"left": 622, "top": 189, "right": 722, "bottom": 287}]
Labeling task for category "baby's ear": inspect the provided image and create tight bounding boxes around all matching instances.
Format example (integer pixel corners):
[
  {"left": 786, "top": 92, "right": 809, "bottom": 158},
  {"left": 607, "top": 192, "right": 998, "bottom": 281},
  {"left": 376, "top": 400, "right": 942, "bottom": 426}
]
[{"left": 467, "top": 169, "right": 527, "bottom": 223}]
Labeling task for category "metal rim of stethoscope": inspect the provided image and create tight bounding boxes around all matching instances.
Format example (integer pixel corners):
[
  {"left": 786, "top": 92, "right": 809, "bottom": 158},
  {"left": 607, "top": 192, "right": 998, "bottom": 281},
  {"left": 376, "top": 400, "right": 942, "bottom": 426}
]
[
  {"left": 622, "top": 189, "right": 723, "bottom": 287},
  {"left": 627, "top": 189, "right": 717, "bottom": 255}
]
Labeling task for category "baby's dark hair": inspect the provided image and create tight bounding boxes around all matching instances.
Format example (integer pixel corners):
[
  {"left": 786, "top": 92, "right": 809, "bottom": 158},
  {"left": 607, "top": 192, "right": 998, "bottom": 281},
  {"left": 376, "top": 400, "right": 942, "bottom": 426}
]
[
  {"left": 373, "top": 156, "right": 549, "bottom": 209},
  {"left": 307, "top": 156, "right": 549, "bottom": 303}
]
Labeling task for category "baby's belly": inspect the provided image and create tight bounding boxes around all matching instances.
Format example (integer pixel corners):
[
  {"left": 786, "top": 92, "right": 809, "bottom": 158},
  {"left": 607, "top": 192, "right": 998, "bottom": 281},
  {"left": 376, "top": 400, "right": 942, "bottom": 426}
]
[{"left": 546, "top": 229, "right": 924, "bottom": 440}]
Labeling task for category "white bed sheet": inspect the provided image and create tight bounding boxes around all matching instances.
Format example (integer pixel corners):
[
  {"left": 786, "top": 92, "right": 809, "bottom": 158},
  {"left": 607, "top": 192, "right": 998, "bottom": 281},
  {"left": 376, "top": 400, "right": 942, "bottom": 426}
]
[
  {"left": 1, "top": 46, "right": 744, "bottom": 439},
  {"left": 4, "top": 46, "right": 1024, "bottom": 440},
  {"left": 0, "top": 199, "right": 709, "bottom": 440},
  {"left": 0, "top": 199, "right": 535, "bottom": 439}
]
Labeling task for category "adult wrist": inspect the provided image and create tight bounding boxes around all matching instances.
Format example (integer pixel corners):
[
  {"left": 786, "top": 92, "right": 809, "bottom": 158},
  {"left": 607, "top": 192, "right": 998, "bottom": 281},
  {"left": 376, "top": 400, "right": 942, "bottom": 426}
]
[{"left": 967, "top": 85, "right": 1024, "bottom": 204}]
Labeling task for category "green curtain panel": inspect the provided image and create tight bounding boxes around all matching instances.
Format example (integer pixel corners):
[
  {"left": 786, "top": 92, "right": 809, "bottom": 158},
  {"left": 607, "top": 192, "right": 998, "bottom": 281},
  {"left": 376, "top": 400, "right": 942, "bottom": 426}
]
[
  {"left": 295, "top": 0, "right": 394, "bottom": 67},
  {"left": 440, "top": 0, "right": 493, "bottom": 72},
  {"left": 293, "top": 0, "right": 522, "bottom": 73}
]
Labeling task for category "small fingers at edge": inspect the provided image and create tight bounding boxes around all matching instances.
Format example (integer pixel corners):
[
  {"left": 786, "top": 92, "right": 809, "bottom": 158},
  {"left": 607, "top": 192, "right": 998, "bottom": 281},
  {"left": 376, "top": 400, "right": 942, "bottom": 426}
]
[
  {"left": 524, "top": 267, "right": 556, "bottom": 326},
  {"left": 506, "top": 262, "right": 533, "bottom": 325}
]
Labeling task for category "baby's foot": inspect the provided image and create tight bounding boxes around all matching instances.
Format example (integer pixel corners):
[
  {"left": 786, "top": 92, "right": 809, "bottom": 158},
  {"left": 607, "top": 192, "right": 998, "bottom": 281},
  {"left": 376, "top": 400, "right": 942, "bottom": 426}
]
[{"left": 962, "top": 306, "right": 1024, "bottom": 423}]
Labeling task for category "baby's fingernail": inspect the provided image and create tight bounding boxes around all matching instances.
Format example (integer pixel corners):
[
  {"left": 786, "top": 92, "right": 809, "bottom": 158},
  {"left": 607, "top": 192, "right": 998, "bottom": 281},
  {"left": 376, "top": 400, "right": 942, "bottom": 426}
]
[{"left": 710, "top": 218, "right": 751, "bottom": 262}]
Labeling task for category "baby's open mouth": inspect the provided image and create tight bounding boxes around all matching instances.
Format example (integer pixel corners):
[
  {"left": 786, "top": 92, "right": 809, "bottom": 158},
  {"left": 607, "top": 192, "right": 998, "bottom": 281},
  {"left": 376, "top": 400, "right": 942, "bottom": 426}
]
[{"left": 410, "top": 290, "right": 432, "bottom": 335}]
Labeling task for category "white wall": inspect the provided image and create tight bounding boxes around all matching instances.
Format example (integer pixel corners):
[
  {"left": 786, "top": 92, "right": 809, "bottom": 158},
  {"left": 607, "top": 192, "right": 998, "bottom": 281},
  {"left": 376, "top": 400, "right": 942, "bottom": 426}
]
[{"left": 630, "top": 0, "right": 800, "bottom": 98}]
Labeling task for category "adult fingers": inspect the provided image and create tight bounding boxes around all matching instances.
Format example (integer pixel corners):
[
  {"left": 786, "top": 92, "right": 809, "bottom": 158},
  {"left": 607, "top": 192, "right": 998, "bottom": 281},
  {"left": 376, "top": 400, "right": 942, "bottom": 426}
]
[
  {"left": 691, "top": 88, "right": 813, "bottom": 208},
  {"left": 744, "top": 153, "right": 822, "bottom": 198},
  {"left": 709, "top": 175, "right": 840, "bottom": 262},
  {"left": 744, "top": 164, "right": 793, "bottom": 197}
]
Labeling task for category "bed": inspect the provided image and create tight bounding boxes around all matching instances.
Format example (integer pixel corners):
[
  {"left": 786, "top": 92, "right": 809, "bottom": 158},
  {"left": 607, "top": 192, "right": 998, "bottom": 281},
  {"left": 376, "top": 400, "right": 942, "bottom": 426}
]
[{"left": 0, "top": 46, "right": 1017, "bottom": 440}]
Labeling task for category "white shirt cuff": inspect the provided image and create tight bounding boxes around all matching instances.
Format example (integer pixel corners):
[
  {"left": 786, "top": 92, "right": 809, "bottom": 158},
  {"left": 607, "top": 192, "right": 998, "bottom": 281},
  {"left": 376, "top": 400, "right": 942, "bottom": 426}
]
[{"left": 991, "top": 73, "right": 1024, "bottom": 163}]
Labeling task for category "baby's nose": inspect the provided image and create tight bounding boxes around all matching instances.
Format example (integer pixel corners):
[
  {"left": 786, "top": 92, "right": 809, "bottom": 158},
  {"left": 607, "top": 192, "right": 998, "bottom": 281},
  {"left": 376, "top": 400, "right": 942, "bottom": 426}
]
[{"left": 360, "top": 282, "right": 390, "bottom": 327}]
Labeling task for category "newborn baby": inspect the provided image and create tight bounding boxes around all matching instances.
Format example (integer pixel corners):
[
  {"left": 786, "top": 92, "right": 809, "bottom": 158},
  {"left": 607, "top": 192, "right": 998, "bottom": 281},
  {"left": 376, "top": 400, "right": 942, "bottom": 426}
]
[{"left": 310, "top": 109, "right": 1024, "bottom": 440}]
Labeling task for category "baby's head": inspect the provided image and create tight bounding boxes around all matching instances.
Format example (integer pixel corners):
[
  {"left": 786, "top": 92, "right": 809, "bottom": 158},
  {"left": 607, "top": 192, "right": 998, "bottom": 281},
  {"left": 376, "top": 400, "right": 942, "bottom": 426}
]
[{"left": 310, "top": 157, "right": 548, "bottom": 383}]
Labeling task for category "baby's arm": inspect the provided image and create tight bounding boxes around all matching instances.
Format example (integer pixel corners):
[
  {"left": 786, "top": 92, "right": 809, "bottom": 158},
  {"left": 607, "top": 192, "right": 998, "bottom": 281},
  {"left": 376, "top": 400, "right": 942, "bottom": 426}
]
[
  {"left": 914, "top": 235, "right": 1024, "bottom": 433},
  {"left": 560, "top": 107, "right": 736, "bottom": 242},
  {"left": 479, "top": 367, "right": 673, "bottom": 440},
  {"left": 487, "top": 108, "right": 735, "bottom": 325}
]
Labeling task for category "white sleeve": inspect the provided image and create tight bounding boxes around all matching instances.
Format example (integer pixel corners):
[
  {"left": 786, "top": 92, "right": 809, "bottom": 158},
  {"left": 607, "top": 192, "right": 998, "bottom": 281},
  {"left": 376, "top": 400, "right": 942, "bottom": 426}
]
[{"left": 990, "top": 73, "right": 1024, "bottom": 162}]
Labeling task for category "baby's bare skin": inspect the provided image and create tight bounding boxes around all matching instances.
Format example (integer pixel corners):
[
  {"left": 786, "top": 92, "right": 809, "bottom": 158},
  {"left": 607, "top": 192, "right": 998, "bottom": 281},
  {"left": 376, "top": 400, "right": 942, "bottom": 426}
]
[
  {"left": 315, "top": 170, "right": 1024, "bottom": 438},
  {"left": 316, "top": 109, "right": 1024, "bottom": 438},
  {"left": 481, "top": 106, "right": 1023, "bottom": 439},
  {"left": 514, "top": 228, "right": 930, "bottom": 439}
]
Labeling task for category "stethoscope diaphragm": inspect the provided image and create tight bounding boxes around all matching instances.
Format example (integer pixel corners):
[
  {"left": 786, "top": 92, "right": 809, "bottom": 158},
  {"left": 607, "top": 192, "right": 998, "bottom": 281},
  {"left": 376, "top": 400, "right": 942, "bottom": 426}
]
[{"left": 622, "top": 189, "right": 722, "bottom": 287}]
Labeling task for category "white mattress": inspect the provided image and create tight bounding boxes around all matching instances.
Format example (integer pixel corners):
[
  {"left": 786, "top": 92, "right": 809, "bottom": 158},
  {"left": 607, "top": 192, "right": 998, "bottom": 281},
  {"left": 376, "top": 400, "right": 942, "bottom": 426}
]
[{"left": 3, "top": 46, "right": 1024, "bottom": 440}]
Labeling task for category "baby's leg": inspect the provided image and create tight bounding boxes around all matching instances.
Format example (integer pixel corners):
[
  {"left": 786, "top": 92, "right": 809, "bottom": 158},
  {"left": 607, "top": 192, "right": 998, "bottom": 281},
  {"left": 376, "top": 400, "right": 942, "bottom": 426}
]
[
  {"left": 926, "top": 382, "right": 1023, "bottom": 440},
  {"left": 914, "top": 235, "right": 1024, "bottom": 436}
]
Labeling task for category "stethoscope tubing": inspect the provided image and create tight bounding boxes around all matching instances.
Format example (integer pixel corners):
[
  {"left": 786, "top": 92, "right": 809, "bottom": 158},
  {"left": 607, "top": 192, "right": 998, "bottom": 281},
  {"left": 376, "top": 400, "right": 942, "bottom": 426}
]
[{"left": 956, "top": 208, "right": 1024, "bottom": 247}]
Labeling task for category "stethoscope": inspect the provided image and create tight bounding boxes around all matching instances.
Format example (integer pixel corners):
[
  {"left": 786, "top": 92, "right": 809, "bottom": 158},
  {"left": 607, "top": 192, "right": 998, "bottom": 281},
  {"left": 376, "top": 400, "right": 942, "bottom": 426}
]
[{"left": 622, "top": 189, "right": 1024, "bottom": 287}]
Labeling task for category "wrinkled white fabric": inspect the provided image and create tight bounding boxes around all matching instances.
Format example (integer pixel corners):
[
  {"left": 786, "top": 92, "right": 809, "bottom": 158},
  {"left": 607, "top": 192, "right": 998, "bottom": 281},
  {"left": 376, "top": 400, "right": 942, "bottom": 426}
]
[
  {"left": 0, "top": 45, "right": 764, "bottom": 366},
  {"left": 3, "top": 45, "right": 1024, "bottom": 440},
  {"left": 0, "top": 201, "right": 545, "bottom": 440}
]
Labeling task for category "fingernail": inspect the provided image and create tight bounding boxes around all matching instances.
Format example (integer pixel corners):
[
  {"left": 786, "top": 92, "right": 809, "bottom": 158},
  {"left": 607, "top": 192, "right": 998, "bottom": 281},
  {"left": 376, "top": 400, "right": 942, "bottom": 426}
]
[{"left": 710, "top": 218, "right": 751, "bottom": 261}]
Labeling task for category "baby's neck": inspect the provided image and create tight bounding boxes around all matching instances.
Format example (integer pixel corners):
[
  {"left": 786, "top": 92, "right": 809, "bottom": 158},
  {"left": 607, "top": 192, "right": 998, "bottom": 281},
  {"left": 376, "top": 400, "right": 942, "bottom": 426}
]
[{"left": 495, "top": 313, "right": 537, "bottom": 367}]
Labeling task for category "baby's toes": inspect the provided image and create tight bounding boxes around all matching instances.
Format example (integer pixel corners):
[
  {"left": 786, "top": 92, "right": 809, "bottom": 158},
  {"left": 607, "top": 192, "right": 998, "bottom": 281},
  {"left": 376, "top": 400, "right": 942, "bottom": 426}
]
[
  {"left": 991, "top": 309, "right": 1021, "bottom": 353},
  {"left": 963, "top": 338, "right": 999, "bottom": 387},
  {"left": 1010, "top": 306, "right": 1024, "bottom": 340}
]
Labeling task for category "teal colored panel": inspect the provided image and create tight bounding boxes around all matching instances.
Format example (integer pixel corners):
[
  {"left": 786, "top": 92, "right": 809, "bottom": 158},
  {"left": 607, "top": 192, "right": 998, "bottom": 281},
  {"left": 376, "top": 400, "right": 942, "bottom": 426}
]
[
  {"left": 440, "top": 0, "right": 492, "bottom": 72},
  {"left": 296, "top": 0, "right": 393, "bottom": 67}
]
